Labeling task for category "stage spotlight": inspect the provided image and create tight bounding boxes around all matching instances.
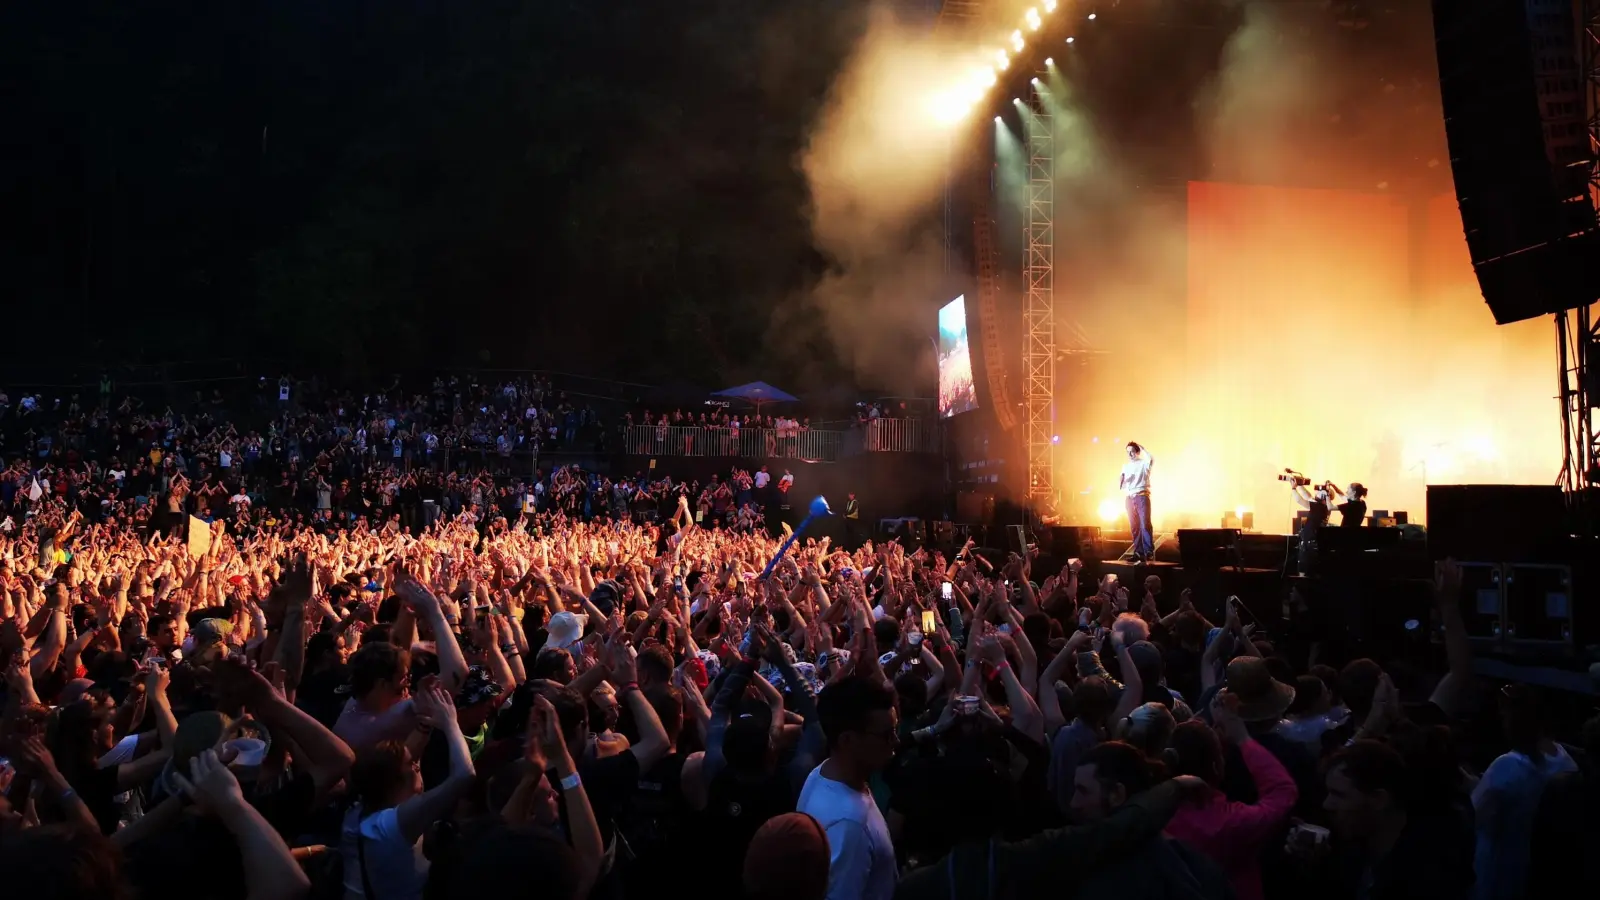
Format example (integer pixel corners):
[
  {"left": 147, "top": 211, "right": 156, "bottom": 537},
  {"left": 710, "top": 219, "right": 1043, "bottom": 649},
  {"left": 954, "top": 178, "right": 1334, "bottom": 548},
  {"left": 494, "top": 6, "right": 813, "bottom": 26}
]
[
  {"left": 994, "top": 116, "right": 1002, "bottom": 122},
  {"left": 1025, "top": 8, "right": 1041, "bottom": 30},
  {"left": 1043, "top": 0, "right": 1056, "bottom": 10},
  {"left": 1051, "top": 435, "right": 1061, "bottom": 444},
  {"left": 1045, "top": 57, "right": 1054, "bottom": 66},
  {"left": 997, "top": 49, "right": 1010, "bottom": 70},
  {"left": 1087, "top": 12, "right": 1097, "bottom": 20},
  {"left": 1066, "top": 36, "right": 1075, "bottom": 44},
  {"left": 1011, "top": 30, "right": 1025, "bottom": 52},
  {"left": 1097, "top": 498, "right": 1122, "bottom": 523}
]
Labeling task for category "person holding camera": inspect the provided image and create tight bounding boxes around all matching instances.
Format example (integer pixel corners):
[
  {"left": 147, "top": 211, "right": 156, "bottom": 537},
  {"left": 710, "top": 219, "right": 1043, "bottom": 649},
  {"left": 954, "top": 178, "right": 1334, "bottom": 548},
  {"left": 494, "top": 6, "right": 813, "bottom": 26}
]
[
  {"left": 1119, "top": 443, "right": 1154, "bottom": 564},
  {"left": 1288, "top": 479, "right": 1332, "bottom": 575},
  {"left": 1334, "top": 482, "right": 1368, "bottom": 527}
]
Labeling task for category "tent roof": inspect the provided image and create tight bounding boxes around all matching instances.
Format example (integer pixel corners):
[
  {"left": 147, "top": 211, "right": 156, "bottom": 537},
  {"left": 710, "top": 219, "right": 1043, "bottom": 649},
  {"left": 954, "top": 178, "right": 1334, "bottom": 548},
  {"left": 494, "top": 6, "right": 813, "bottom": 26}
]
[{"left": 709, "top": 381, "right": 798, "bottom": 404}]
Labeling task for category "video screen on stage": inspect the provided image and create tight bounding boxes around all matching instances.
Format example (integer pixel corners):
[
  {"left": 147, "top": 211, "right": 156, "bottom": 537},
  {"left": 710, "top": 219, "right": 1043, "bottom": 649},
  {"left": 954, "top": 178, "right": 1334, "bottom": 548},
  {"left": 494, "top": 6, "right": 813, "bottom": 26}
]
[{"left": 938, "top": 295, "right": 977, "bottom": 418}]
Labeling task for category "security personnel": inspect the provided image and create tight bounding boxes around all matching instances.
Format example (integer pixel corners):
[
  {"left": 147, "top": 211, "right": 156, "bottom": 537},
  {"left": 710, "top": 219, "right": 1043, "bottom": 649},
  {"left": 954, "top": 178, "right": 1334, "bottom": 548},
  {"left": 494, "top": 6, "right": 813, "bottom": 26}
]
[{"left": 843, "top": 491, "right": 861, "bottom": 547}]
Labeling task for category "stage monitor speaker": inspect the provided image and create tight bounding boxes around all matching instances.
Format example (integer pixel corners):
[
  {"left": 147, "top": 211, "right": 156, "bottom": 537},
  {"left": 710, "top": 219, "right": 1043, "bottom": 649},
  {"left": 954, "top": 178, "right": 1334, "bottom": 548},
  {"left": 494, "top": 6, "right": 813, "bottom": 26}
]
[
  {"left": 1043, "top": 525, "right": 1102, "bottom": 561},
  {"left": 1426, "top": 485, "right": 1570, "bottom": 562},
  {"left": 1431, "top": 1, "right": 1600, "bottom": 324},
  {"left": 1177, "top": 528, "right": 1243, "bottom": 571}
]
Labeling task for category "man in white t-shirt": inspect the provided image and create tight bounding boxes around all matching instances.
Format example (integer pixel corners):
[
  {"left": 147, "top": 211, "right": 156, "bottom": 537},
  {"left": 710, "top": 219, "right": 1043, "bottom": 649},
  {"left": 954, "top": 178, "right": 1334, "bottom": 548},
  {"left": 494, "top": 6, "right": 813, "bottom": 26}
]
[
  {"left": 798, "top": 675, "right": 899, "bottom": 900},
  {"left": 754, "top": 466, "right": 770, "bottom": 490},
  {"left": 1119, "top": 441, "right": 1155, "bottom": 563}
]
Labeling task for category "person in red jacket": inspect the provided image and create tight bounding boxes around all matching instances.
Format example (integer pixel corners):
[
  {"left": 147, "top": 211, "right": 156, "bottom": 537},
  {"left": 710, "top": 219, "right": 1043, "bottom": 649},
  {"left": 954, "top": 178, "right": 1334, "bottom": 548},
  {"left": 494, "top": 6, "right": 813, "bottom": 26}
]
[{"left": 1163, "top": 687, "right": 1298, "bottom": 900}]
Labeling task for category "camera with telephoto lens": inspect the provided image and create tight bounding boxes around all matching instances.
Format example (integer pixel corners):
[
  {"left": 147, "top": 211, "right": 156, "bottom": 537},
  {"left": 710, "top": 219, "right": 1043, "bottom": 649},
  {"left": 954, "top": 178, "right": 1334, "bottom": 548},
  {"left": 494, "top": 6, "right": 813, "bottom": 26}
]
[{"left": 1278, "top": 469, "right": 1310, "bottom": 487}]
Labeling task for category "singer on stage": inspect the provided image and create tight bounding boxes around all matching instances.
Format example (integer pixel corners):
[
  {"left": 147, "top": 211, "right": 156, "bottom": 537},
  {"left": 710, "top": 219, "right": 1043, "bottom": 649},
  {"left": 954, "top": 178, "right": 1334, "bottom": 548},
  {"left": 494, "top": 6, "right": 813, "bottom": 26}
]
[{"left": 1120, "top": 442, "right": 1154, "bottom": 563}]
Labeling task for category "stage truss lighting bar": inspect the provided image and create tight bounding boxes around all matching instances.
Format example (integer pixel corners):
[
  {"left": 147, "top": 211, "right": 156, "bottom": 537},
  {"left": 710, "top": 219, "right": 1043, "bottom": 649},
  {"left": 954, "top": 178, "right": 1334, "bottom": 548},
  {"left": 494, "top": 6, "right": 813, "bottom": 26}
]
[
  {"left": 1557, "top": 0, "right": 1600, "bottom": 497},
  {"left": 1024, "top": 72, "right": 1056, "bottom": 510}
]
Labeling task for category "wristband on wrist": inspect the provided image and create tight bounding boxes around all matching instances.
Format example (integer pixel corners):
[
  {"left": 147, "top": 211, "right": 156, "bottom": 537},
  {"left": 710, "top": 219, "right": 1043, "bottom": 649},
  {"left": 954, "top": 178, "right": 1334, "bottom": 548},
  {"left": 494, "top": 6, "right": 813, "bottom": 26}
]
[
  {"left": 558, "top": 772, "right": 582, "bottom": 791},
  {"left": 619, "top": 681, "right": 640, "bottom": 693}
]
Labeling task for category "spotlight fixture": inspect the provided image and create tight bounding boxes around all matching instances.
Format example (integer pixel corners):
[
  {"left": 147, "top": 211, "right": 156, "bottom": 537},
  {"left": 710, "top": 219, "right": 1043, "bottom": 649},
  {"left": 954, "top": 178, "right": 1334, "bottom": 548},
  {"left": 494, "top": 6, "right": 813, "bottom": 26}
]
[
  {"left": 1010, "top": 30, "right": 1025, "bottom": 52},
  {"left": 1066, "top": 36, "right": 1075, "bottom": 43},
  {"left": 1087, "top": 12, "right": 1097, "bottom": 20},
  {"left": 1025, "top": 7, "right": 1041, "bottom": 31},
  {"left": 1045, "top": 57, "right": 1054, "bottom": 66},
  {"left": 1043, "top": 0, "right": 1056, "bottom": 10}
]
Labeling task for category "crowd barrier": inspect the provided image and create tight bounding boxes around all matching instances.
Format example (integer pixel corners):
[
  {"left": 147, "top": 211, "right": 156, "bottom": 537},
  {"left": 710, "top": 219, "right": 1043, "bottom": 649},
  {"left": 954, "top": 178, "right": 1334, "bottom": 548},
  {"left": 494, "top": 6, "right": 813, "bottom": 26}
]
[{"left": 622, "top": 418, "right": 939, "bottom": 462}]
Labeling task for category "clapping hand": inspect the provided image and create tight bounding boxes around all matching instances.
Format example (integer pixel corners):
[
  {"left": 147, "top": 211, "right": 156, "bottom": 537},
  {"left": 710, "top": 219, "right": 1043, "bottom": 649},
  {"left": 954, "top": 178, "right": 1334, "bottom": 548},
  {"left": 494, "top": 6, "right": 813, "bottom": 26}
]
[
  {"left": 412, "top": 676, "right": 458, "bottom": 730},
  {"left": 525, "top": 694, "right": 571, "bottom": 772}
]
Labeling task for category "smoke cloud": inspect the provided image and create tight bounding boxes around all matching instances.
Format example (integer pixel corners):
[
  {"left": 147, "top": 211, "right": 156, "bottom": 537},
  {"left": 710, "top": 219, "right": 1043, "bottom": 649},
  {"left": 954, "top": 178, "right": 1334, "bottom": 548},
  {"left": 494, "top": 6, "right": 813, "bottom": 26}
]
[{"left": 794, "top": 5, "right": 987, "bottom": 394}]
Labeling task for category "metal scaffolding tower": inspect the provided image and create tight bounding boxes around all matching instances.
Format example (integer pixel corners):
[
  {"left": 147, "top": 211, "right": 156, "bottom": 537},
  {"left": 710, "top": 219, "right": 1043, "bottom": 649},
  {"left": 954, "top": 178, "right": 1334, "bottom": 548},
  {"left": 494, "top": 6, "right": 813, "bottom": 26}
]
[
  {"left": 1023, "top": 81, "right": 1056, "bottom": 507},
  {"left": 1559, "top": 0, "right": 1600, "bottom": 496}
]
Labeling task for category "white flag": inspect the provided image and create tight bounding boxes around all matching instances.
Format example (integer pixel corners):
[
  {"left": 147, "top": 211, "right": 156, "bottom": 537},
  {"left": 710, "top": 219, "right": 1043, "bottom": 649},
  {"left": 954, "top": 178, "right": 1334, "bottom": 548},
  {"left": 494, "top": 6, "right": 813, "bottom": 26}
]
[{"left": 27, "top": 478, "right": 42, "bottom": 502}]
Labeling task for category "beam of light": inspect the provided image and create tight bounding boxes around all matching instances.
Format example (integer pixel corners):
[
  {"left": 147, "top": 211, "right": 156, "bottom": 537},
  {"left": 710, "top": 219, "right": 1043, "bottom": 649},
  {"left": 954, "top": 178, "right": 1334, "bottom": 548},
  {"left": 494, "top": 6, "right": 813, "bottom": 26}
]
[
  {"left": 1025, "top": 8, "right": 1042, "bottom": 31},
  {"left": 925, "top": 92, "right": 972, "bottom": 125},
  {"left": 1097, "top": 498, "right": 1123, "bottom": 523},
  {"left": 1011, "top": 30, "right": 1025, "bottom": 52}
]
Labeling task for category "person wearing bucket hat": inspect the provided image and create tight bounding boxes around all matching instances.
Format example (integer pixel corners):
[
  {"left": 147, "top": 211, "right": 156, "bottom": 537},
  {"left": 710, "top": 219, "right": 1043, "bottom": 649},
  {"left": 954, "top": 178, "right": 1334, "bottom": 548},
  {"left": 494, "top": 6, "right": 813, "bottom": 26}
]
[
  {"left": 1223, "top": 657, "right": 1296, "bottom": 725},
  {"left": 588, "top": 579, "right": 622, "bottom": 617},
  {"left": 420, "top": 666, "right": 506, "bottom": 786},
  {"left": 546, "top": 610, "right": 588, "bottom": 653}
]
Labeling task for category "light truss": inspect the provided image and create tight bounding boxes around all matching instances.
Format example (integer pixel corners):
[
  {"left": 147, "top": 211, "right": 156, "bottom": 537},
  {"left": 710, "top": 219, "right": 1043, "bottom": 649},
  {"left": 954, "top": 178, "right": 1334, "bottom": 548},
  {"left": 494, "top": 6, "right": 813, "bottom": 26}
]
[
  {"left": 1024, "top": 80, "right": 1055, "bottom": 508},
  {"left": 1571, "top": 0, "right": 1600, "bottom": 494}
]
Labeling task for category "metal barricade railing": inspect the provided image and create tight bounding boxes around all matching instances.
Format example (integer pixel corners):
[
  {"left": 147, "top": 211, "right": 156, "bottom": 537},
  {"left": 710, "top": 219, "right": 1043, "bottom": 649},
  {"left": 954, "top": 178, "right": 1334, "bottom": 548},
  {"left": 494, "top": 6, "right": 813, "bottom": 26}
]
[
  {"left": 858, "top": 417, "right": 941, "bottom": 454},
  {"left": 622, "top": 422, "right": 938, "bottom": 461},
  {"left": 623, "top": 425, "right": 845, "bottom": 462}
]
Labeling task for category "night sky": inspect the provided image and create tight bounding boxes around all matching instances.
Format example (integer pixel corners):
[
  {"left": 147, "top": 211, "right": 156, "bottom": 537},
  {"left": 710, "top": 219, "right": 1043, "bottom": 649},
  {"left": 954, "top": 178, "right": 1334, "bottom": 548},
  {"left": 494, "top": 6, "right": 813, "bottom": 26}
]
[{"left": 1, "top": 1, "right": 866, "bottom": 388}]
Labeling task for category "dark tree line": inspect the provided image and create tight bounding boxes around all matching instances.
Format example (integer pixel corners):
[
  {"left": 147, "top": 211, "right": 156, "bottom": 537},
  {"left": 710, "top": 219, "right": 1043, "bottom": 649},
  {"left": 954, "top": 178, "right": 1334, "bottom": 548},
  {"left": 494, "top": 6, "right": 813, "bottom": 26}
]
[{"left": 1, "top": 0, "right": 868, "bottom": 389}]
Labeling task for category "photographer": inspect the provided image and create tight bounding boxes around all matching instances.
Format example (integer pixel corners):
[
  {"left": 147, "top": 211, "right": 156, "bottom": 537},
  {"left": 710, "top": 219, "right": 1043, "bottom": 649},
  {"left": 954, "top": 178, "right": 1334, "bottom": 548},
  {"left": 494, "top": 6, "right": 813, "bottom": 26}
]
[
  {"left": 1286, "top": 477, "right": 1333, "bottom": 575},
  {"left": 1333, "top": 482, "right": 1368, "bottom": 527}
]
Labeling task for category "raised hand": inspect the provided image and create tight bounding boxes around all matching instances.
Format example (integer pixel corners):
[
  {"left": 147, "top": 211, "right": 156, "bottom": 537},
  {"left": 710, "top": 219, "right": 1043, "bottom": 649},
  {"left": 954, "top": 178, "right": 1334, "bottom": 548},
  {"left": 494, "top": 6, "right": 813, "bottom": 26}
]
[
  {"left": 171, "top": 749, "right": 247, "bottom": 815},
  {"left": 412, "top": 676, "right": 458, "bottom": 729}
]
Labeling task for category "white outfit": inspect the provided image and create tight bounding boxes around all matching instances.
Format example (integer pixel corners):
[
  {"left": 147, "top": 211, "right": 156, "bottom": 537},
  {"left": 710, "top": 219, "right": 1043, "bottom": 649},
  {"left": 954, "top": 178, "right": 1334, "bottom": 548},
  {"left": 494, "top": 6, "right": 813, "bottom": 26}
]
[
  {"left": 797, "top": 765, "right": 898, "bottom": 900},
  {"left": 1120, "top": 453, "right": 1153, "bottom": 495},
  {"left": 1471, "top": 744, "right": 1577, "bottom": 900},
  {"left": 341, "top": 805, "right": 427, "bottom": 900}
]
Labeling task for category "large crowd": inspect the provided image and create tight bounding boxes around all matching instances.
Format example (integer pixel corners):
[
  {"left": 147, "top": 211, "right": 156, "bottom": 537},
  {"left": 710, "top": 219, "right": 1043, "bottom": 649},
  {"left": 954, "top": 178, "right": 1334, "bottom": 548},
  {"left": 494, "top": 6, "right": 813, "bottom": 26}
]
[{"left": 0, "top": 377, "right": 1596, "bottom": 900}]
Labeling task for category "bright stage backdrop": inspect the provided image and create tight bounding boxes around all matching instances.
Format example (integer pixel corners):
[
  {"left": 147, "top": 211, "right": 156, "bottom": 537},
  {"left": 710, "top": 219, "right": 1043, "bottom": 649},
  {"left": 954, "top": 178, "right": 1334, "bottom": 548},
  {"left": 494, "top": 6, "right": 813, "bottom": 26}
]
[{"left": 1161, "top": 180, "right": 1557, "bottom": 530}]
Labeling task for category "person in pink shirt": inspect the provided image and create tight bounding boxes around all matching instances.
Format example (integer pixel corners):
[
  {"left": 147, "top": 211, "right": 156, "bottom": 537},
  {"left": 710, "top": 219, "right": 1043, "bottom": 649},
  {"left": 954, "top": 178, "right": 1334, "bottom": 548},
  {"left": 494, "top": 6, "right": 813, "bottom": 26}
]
[{"left": 1162, "top": 681, "right": 1298, "bottom": 900}]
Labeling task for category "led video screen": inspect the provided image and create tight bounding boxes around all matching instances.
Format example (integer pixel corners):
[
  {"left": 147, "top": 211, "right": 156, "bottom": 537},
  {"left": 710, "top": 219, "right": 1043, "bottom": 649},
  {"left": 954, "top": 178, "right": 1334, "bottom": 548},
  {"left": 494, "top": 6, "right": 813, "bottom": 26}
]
[{"left": 938, "top": 295, "right": 977, "bottom": 418}]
